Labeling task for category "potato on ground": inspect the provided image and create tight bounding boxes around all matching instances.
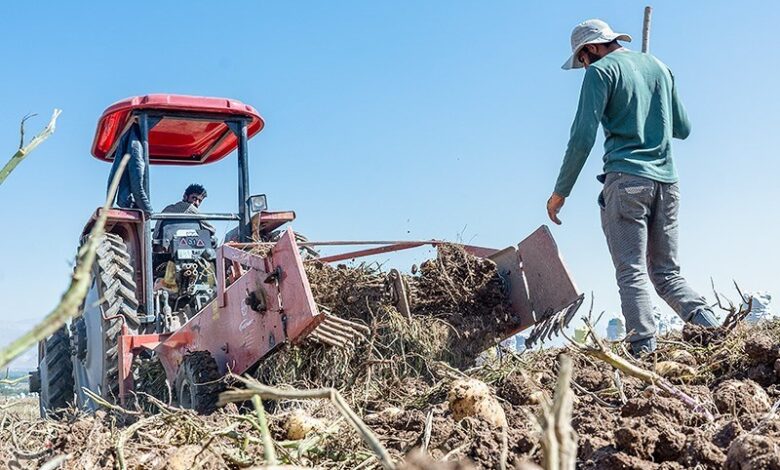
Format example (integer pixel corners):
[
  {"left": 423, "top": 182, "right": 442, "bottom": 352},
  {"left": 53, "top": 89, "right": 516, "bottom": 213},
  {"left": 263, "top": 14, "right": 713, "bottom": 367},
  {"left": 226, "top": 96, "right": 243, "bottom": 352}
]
[{"left": 447, "top": 378, "right": 507, "bottom": 428}]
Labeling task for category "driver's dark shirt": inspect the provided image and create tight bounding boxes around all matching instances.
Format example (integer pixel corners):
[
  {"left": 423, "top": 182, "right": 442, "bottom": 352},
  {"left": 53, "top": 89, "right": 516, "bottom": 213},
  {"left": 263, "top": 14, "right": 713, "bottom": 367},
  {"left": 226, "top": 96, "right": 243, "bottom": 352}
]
[{"left": 152, "top": 201, "right": 216, "bottom": 239}]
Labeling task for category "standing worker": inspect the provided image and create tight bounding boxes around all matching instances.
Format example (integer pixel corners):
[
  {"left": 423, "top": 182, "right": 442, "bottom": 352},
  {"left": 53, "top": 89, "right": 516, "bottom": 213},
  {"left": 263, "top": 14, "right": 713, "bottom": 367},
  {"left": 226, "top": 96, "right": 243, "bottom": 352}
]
[
  {"left": 107, "top": 122, "right": 153, "bottom": 213},
  {"left": 547, "top": 19, "right": 717, "bottom": 355}
]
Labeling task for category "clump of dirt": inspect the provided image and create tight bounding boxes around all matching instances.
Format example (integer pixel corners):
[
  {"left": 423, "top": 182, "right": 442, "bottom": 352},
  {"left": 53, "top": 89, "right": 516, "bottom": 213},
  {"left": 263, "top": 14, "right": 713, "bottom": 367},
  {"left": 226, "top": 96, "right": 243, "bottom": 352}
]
[
  {"left": 745, "top": 334, "right": 779, "bottom": 364},
  {"left": 495, "top": 373, "right": 547, "bottom": 406},
  {"left": 399, "top": 450, "right": 478, "bottom": 469},
  {"left": 747, "top": 363, "right": 776, "bottom": 387},
  {"left": 572, "top": 399, "right": 618, "bottom": 461},
  {"left": 573, "top": 360, "right": 613, "bottom": 391},
  {"left": 726, "top": 433, "right": 780, "bottom": 469},
  {"left": 583, "top": 448, "right": 661, "bottom": 470},
  {"left": 678, "top": 429, "right": 727, "bottom": 469},
  {"left": 621, "top": 396, "right": 695, "bottom": 426},
  {"left": 713, "top": 419, "right": 744, "bottom": 448},
  {"left": 626, "top": 415, "right": 682, "bottom": 463},
  {"left": 682, "top": 323, "right": 725, "bottom": 346},
  {"left": 614, "top": 420, "right": 659, "bottom": 459},
  {"left": 712, "top": 380, "right": 771, "bottom": 417}
]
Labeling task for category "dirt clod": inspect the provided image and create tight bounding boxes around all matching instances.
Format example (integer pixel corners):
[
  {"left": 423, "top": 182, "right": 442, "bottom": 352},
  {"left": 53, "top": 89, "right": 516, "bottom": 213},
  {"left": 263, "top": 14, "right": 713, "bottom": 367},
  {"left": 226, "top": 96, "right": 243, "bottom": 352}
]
[
  {"left": 713, "top": 419, "right": 744, "bottom": 449},
  {"left": 726, "top": 433, "right": 780, "bottom": 469},
  {"left": 713, "top": 380, "right": 771, "bottom": 417},
  {"left": 682, "top": 324, "right": 724, "bottom": 346},
  {"left": 747, "top": 363, "right": 776, "bottom": 387},
  {"left": 679, "top": 430, "right": 726, "bottom": 469},
  {"left": 614, "top": 420, "right": 659, "bottom": 459},
  {"left": 622, "top": 396, "right": 693, "bottom": 426},
  {"left": 744, "top": 334, "right": 779, "bottom": 365}
]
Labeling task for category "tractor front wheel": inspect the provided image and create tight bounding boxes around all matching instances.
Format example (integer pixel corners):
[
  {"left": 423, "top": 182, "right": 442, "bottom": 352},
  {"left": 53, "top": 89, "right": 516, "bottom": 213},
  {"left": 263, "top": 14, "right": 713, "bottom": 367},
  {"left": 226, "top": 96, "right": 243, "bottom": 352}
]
[
  {"left": 175, "top": 351, "right": 223, "bottom": 414},
  {"left": 72, "top": 233, "right": 140, "bottom": 408},
  {"left": 37, "top": 327, "right": 75, "bottom": 417}
]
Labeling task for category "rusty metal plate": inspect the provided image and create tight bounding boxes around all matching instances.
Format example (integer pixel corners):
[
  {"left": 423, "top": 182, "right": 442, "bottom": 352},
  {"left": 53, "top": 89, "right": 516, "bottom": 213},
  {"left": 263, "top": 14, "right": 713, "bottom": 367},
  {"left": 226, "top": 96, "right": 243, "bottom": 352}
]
[
  {"left": 269, "top": 228, "right": 323, "bottom": 342},
  {"left": 488, "top": 225, "right": 581, "bottom": 342},
  {"left": 488, "top": 246, "right": 533, "bottom": 336},
  {"left": 517, "top": 225, "right": 580, "bottom": 318},
  {"left": 155, "top": 228, "right": 323, "bottom": 381}
]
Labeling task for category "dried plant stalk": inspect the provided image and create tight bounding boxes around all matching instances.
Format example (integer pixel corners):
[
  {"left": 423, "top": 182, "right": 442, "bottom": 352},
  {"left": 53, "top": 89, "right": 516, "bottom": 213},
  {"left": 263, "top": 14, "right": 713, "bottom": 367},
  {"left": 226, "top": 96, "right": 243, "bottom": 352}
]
[
  {"left": 0, "top": 109, "right": 61, "bottom": 186},
  {"left": 220, "top": 374, "right": 395, "bottom": 470},
  {"left": 0, "top": 152, "right": 129, "bottom": 369},
  {"left": 572, "top": 321, "right": 715, "bottom": 422},
  {"left": 535, "top": 354, "right": 577, "bottom": 470}
]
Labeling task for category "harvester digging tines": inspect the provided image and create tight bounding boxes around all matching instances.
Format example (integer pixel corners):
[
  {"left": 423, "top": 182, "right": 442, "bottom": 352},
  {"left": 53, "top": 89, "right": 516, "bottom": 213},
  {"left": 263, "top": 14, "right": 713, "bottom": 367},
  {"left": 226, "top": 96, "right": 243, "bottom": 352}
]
[
  {"left": 525, "top": 294, "right": 585, "bottom": 348},
  {"left": 309, "top": 311, "right": 371, "bottom": 348}
]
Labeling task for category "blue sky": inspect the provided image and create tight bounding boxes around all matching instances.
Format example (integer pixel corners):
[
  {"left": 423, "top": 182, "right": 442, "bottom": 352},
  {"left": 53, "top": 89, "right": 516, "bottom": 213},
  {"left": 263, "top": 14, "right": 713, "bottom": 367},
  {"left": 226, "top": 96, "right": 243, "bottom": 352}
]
[{"left": 1, "top": 1, "right": 778, "bottom": 369}]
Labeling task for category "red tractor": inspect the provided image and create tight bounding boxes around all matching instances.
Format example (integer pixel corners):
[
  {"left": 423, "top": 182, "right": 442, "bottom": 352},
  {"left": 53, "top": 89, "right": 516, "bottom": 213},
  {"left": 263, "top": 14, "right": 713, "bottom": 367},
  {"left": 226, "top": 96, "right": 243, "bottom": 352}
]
[{"left": 32, "top": 94, "right": 583, "bottom": 415}]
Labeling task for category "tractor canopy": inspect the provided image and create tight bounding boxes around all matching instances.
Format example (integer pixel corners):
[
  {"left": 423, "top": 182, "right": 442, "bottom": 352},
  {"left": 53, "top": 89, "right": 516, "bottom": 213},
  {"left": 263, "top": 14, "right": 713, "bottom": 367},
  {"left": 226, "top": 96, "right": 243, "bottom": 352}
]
[{"left": 91, "top": 94, "right": 265, "bottom": 166}]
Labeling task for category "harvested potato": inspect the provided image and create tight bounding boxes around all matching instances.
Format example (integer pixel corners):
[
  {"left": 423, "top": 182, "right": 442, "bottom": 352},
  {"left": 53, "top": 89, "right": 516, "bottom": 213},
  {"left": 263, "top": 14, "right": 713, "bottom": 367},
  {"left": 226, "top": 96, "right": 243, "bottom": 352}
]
[
  {"left": 669, "top": 349, "right": 697, "bottom": 366},
  {"left": 655, "top": 360, "right": 696, "bottom": 379},
  {"left": 447, "top": 378, "right": 507, "bottom": 428},
  {"left": 284, "top": 409, "right": 325, "bottom": 440}
]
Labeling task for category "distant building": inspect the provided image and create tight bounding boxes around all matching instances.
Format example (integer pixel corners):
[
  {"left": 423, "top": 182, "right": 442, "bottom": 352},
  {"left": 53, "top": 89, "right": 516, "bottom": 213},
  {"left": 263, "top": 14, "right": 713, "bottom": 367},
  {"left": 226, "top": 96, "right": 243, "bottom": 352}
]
[
  {"left": 743, "top": 291, "right": 774, "bottom": 324},
  {"left": 515, "top": 334, "right": 527, "bottom": 353},
  {"left": 654, "top": 308, "right": 684, "bottom": 336},
  {"left": 573, "top": 325, "right": 588, "bottom": 344},
  {"left": 606, "top": 318, "right": 625, "bottom": 341}
]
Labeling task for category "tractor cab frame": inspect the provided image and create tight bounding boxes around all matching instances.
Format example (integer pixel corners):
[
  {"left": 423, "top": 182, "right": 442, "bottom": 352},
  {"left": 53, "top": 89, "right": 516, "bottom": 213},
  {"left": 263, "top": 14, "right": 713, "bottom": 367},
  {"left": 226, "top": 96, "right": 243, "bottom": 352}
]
[{"left": 88, "top": 95, "right": 290, "bottom": 326}]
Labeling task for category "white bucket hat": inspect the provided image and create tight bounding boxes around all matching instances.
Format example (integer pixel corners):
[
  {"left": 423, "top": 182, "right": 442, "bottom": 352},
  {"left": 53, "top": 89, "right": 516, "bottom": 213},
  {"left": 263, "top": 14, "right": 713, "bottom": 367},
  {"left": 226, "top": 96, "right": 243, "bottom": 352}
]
[{"left": 562, "top": 19, "right": 632, "bottom": 70}]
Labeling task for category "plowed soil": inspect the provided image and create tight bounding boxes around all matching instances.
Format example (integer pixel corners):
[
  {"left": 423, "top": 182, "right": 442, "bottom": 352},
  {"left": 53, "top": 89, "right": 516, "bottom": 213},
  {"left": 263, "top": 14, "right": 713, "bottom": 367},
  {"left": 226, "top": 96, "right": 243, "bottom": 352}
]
[{"left": 3, "top": 246, "right": 780, "bottom": 469}]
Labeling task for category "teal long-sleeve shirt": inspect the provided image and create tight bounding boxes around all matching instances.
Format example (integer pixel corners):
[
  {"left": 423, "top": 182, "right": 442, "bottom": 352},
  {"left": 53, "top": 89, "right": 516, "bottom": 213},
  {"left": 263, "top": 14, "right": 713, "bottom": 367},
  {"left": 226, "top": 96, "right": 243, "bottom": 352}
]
[{"left": 554, "top": 50, "right": 691, "bottom": 197}]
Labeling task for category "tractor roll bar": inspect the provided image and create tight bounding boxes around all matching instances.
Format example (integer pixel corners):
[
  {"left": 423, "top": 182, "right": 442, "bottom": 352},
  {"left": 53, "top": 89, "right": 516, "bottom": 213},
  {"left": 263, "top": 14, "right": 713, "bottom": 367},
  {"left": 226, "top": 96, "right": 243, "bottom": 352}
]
[
  {"left": 132, "top": 110, "right": 254, "bottom": 324},
  {"left": 150, "top": 213, "right": 240, "bottom": 221}
]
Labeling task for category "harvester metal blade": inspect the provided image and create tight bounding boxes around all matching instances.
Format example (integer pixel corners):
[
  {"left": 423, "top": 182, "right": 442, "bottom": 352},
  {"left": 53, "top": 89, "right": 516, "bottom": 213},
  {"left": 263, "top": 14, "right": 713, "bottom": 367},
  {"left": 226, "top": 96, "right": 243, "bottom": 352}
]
[
  {"left": 517, "top": 226, "right": 583, "bottom": 347},
  {"left": 488, "top": 225, "right": 583, "bottom": 348}
]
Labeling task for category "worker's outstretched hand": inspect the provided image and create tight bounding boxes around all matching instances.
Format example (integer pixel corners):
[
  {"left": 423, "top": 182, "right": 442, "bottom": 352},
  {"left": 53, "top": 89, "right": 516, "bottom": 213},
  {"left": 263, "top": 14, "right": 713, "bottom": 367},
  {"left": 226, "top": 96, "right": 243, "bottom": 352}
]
[{"left": 546, "top": 193, "right": 566, "bottom": 225}]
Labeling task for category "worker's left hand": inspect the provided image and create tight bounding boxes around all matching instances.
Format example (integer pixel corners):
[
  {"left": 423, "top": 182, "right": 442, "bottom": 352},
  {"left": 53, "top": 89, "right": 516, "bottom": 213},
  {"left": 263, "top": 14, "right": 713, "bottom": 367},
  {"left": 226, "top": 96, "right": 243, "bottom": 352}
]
[{"left": 546, "top": 193, "right": 566, "bottom": 225}]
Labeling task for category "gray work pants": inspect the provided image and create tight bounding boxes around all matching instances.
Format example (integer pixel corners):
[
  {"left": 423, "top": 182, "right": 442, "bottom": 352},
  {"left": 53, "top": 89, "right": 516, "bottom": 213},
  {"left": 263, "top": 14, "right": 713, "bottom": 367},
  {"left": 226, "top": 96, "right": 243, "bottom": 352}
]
[{"left": 599, "top": 172, "right": 710, "bottom": 342}]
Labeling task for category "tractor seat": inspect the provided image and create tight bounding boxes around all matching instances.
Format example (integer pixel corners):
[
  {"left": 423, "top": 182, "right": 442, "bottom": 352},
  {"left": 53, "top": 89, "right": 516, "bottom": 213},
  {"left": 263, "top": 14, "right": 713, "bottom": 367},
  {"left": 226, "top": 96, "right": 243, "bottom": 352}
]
[
  {"left": 154, "top": 220, "right": 215, "bottom": 253},
  {"left": 154, "top": 220, "right": 200, "bottom": 250}
]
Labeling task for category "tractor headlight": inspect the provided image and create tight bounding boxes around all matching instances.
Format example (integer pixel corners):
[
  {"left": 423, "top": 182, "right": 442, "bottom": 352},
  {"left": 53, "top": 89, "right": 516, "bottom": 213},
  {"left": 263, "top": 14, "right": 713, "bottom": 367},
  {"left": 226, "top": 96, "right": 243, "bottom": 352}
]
[{"left": 247, "top": 194, "right": 268, "bottom": 214}]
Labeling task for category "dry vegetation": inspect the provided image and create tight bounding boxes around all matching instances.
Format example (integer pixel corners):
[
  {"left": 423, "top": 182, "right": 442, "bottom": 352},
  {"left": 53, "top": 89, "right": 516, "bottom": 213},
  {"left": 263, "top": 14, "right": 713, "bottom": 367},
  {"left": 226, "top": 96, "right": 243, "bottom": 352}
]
[{"left": 2, "top": 247, "right": 780, "bottom": 469}]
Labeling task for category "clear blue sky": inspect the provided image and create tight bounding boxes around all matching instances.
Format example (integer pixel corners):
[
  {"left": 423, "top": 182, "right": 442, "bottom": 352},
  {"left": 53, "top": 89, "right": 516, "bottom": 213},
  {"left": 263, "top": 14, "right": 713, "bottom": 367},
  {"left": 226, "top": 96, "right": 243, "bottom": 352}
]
[{"left": 1, "top": 1, "right": 778, "bottom": 369}]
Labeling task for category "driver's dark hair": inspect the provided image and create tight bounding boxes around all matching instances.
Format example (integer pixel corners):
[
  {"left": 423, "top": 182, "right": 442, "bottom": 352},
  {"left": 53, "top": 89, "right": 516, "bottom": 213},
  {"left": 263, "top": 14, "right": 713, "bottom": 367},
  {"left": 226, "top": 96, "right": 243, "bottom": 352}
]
[{"left": 184, "top": 184, "right": 207, "bottom": 198}]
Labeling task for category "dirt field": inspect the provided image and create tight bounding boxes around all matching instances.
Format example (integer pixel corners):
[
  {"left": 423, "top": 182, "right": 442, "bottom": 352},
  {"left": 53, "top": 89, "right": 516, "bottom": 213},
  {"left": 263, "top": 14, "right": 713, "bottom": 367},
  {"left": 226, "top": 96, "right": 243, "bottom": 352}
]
[{"left": 3, "top": 247, "right": 779, "bottom": 469}]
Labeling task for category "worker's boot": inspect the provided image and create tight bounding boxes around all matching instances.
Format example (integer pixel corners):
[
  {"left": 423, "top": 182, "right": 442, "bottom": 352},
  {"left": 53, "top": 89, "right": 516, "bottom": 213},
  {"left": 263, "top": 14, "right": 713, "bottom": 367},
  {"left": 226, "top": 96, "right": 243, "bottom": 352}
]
[
  {"left": 630, "top": 336, "right": 657, "bottom": 358},
  {"left": 689, "top": 308, "right": 719, "bottom": 328}
]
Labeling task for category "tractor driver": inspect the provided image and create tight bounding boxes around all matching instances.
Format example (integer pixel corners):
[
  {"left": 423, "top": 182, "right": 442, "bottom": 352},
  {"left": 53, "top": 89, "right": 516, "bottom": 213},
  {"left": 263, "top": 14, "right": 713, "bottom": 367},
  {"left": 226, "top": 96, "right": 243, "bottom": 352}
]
[{"left": 153, "top": 184, "right": 216, "bottom": 239}]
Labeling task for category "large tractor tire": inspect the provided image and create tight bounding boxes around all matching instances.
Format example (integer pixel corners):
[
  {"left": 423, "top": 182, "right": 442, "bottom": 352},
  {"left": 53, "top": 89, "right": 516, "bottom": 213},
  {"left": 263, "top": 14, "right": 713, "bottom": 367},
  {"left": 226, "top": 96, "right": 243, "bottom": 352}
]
[
  {"left": 175, "top": 351, "right": 223, "bottom": 414},
  {"left": 37, "top": 327, "right": 75, "bottom": 417},
  {"left": 72, "top": 233, "right": 140, "bottom": 409}
]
